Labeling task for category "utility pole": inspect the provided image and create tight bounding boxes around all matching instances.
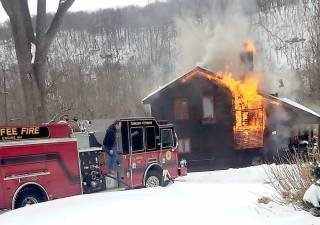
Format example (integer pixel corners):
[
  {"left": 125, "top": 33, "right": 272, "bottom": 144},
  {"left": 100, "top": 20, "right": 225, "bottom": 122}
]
[{"left": 1, "top": 67, "right": 8, "bottom": 125}]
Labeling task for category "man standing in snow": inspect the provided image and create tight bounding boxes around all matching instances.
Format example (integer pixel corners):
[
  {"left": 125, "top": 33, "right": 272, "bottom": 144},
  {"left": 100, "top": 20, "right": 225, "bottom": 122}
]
[{"left": 103, "top": 120, "right": 121, "bottom": 174}]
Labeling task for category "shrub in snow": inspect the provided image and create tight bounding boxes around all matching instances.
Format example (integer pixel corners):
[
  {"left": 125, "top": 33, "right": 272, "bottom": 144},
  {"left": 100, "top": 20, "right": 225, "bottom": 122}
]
[
  {"left": 311, "top": 164, "right": 320, "bottom": 180},
  {"left": 265, "top": 150, "right": 319, "bottom": 208},
  {"left": 258, "top": 196, "right": 272, "bottom": 204}
]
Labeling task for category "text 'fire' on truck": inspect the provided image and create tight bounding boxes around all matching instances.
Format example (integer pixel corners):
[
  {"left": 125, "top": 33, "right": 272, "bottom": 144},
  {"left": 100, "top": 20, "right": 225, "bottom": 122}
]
[{"left": 0, "top": 117, "right": 187, "bottom": 210}]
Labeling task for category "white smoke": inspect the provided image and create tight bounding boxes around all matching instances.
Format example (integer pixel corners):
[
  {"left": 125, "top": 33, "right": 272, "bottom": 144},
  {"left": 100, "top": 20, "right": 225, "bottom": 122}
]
[
  {"left": 173, "top": 0, "right": 302, "bottom": 99},
  {"left": 174, "top": 0, "right": 255, "bottom": 76},
  {"left": 266, "top": 105, "right": 291, "bottom": 154}
]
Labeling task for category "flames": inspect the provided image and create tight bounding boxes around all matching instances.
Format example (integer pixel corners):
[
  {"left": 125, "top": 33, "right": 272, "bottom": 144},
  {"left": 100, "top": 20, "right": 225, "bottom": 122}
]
[
  {"left": 244, "top": 40, "right": 256, "bottom": 53},
  {"left": 196, "top": 67, "right": 264, "bottom": 149},
  {"left": 218, "top": 71, "right": 265, "bottom": 149},
  {"left": 182, "top": 40, "right": 265, "bottom": 149},
  {"left": 219, "top": 40, "right": 265, "bottom": 149}
]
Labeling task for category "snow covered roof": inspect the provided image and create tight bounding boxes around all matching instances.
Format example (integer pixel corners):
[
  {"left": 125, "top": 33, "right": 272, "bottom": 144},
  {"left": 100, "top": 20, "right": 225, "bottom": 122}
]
[
  {"left": 261, "top": 93, "right": 320, "bottom": 121},
  {"left": 280, "top": 97, "right": 320, "bottom": 117}
]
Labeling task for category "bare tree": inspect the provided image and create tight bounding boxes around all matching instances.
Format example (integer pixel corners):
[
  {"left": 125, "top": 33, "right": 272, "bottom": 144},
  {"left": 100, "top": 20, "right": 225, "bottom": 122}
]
[
  {"left": 255, "top": 0, "right": 320, "bottom": 107},
  {"left": 0, "top": 0, "right": 74, "bottom": 122}
]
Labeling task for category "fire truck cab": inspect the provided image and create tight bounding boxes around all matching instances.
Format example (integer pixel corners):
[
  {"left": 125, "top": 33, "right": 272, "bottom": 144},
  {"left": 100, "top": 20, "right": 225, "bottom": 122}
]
[
  {"left": 0, "top": 117, "right": 187, "bottom": 210},
  {"left": 80, "top": 117, "right": 187, "bottom": 192}
]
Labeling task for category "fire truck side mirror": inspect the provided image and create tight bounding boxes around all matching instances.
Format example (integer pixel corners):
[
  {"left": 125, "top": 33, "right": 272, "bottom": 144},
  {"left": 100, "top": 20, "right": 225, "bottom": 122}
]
[{"left": 174, "top": 132, "right": 179, "bottom": 149}]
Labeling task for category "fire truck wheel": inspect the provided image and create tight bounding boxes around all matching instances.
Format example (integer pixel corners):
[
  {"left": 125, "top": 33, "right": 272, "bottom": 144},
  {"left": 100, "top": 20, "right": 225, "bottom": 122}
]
[
  {"left": 14, "top": 187, "right": 47, "bottom": 209},
  {"left": 145, "top": 170, "right": 163, "bottom": 188}
]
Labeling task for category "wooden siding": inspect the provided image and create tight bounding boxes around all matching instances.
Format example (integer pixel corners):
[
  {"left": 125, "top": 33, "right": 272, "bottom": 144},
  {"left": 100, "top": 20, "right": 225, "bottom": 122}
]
[{"left": 150, "top": 76, "right": 239, "bottom": 171}]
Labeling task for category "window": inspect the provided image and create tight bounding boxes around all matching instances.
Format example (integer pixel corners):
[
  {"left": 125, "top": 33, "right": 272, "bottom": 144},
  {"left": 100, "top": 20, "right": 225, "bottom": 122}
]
[
  {"left": 116, "top": 132, "right": 123, "bottom": 153},
  {"left": 146, "top": 126, "right": 156, "bottom": 150},
  {"left": 202, "top": 95, "right": 215, "bottom": 122},
  {"left": 174, "top": 98, "right": 189, "bottom": 121},
  {"left": 131, "top": 127, "right": 144, "bottom": 152},
  {"left": 161, "top": 129, "right": 174, "bottom": 148},
  {"left": 178, "top": 138, "right": 191, "bottom": 153}
]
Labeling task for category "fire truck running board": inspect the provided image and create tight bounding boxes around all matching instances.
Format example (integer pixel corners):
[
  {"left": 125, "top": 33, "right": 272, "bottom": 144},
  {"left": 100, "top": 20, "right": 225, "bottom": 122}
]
[
  {"left": 105, "top": 187, "right": 126, "bottom": 192},
  {"left": 105, "top": 174, "right": 131, "bottom": 189}
]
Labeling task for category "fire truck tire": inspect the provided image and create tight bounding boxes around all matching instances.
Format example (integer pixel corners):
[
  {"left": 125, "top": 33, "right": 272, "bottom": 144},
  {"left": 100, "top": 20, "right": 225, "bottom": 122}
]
[
  {"left": 14, "top": 187, "right": 47, "bottom": 209},
  {"left": 162, "top": 180, "right": 170, "bottom": 187},
  {"left": 145, "top": 170, "right": 163, "bottom": 188}
]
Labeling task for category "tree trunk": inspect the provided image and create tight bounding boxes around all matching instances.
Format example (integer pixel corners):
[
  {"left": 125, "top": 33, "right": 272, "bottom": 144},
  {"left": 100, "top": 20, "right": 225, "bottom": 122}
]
[
  {"left": 18, "top": 63, "right": 36, "bottom": 122},
  {"left": 2, "top": 0, "right": 36, "bottom": 122},
  {"left": 1, "top": 0, "right": 75, "bottom": 123},
  {"left": 33, "top": 56, "right": 48, "bottom": 122}
]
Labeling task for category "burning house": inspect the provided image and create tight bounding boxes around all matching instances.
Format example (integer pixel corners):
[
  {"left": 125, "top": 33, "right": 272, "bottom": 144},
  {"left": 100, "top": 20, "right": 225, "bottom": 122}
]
[{"left": 143, "top": 43, "right": 320, "bottom": 171}]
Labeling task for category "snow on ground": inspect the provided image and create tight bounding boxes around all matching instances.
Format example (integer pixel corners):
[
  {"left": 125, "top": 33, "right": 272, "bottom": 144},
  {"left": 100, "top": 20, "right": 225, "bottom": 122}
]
[
  {"left": 304, "top": 180, "right": 320, "bottom": 208},
  {"left": 1, "top": 165, "right": 318, "bottom": 225}
]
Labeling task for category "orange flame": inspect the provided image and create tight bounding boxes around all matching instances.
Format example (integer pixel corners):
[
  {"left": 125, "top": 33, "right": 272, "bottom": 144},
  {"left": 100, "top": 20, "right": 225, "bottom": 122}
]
[
  {"left": 181, "top": 41, "right": 264, "bottom": 149},
  {"left": 244, "top": 40, "right": 256, "bottom": 53},
  {"left": 211, "top": 71, "right": 265, "bottom": 149},
  {"left": 181, "top": 67, "right": 265, "bottom": 149}
]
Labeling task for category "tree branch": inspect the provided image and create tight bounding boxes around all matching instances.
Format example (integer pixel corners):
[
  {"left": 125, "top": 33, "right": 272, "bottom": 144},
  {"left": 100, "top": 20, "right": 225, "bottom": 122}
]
[
  {"left": 20, "top": 0, "right": 35, "bottom": 44},
  {"left": 45, "top": 0, "right": 74, "bottom": 47},
  {"left": 36, "top": 0, "right": 46, "bottom": 45}
]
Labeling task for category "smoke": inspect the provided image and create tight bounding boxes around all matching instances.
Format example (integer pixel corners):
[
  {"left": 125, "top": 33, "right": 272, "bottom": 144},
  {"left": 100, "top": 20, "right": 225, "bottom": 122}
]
[
  {"left": 267, "top": 106, "right": 291, "bottom": 153},
  {"left": 173, "top": 1, "right": 301, "bottom": 154},
  {"left": 254, "top": 44, "right": 302, "bottom": 100},
  {"left": 262, "top": 69, "right": 301, "bottom": 99},
  {"left": 174, "top": 0, "right": 256, "bottom": 76},
  {"left": 173, "top": 0, "right": 302, "bottom": 101}
]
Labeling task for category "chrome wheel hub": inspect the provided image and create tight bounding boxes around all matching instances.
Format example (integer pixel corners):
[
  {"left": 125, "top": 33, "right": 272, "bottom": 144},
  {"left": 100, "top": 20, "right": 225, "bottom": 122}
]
[
  {"left": 21, "top": 197, "right": 38, "bottom": 206},
  {"left": 146, "top": 176, "right": 160, "bottom": 187}
]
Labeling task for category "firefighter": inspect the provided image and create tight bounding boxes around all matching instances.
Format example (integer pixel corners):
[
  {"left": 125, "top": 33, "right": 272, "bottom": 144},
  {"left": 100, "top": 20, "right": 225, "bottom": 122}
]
[
  {"left": 57, "top": 114, "right": 73, "bottom": 135},
  {"left": 58, "top": 114, "right": 70, "bottom": 124},
  {"left": 103, "top": 120, "right": 121, "bottom": 174}
]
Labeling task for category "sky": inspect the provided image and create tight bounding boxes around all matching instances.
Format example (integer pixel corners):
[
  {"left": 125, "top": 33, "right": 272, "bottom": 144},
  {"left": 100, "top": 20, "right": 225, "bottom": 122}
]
[{"left": 0, "top": 0, "right": 159, "bottom": 23}]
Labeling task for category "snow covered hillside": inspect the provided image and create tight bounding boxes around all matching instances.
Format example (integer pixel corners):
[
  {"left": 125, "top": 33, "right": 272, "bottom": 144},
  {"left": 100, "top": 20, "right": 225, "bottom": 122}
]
[{"left": 0, "top": 165, "right": 318, "bottom": 225}]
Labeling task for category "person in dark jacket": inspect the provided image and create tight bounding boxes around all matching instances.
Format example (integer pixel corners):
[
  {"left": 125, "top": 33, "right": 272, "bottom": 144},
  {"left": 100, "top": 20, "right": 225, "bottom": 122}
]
[{"left": 103, "top": 120, "right": 121, "bottom": 173}]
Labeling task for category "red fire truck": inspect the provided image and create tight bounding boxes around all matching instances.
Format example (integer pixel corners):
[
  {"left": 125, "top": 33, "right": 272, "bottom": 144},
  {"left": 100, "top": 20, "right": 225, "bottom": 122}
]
[{"left": 0, "top": 117, "right": 187, "bottom": 210}]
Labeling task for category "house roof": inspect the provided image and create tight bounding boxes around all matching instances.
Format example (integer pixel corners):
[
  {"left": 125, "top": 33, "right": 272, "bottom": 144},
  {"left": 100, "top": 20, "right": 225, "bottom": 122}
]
[
  {"left": 261, "top": 94, "right": 320, "bottom": 122},
  {"left": 142, "top": 66, "right": 220, "bottom": 104},
  {"left": 143, "top": 66, "right": 320, "bottom": 123}
]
